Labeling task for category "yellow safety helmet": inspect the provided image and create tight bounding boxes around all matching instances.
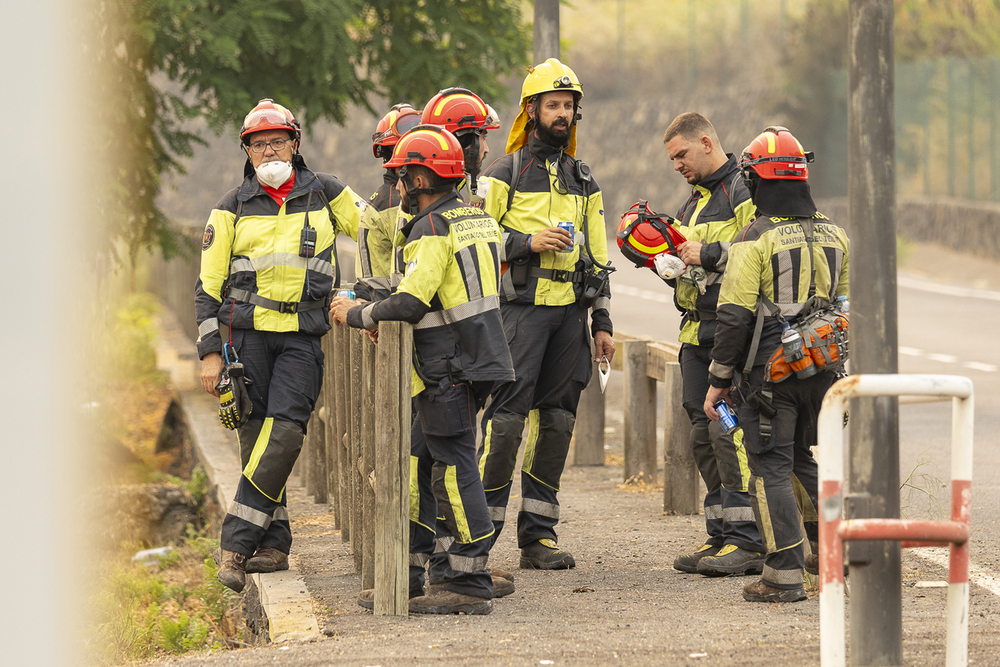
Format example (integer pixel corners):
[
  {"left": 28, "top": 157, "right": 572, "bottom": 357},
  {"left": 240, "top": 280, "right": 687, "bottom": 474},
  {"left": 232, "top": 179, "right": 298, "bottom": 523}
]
[{"left": 506, "top": 58, "right": 584, "bottom": 157}]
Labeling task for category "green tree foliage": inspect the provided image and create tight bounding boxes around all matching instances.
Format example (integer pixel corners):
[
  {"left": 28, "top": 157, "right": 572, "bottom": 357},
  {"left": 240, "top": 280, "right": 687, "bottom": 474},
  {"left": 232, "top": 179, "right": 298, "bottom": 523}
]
[{"left": 92, "top": 0, "right": 528, "bottom": 266}]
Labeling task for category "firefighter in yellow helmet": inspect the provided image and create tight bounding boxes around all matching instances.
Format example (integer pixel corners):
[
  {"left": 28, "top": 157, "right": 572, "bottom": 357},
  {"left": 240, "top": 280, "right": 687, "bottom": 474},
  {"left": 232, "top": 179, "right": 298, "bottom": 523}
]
[
  {"left": 331, "top": 125, "right": 514, "bottom": 614},
  {"left": 196, "top": 99, "right": 364, "bottom": 592},
  {"left": 705, "top": 126, "right": 850, "bottom": 603},
  {"left": 476, "top": 58, "right": 615, "bottom": 570}
]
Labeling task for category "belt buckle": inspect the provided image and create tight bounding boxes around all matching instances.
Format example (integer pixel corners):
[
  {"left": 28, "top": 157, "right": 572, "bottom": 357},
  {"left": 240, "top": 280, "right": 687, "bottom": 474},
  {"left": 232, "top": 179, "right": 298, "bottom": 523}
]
[
  {"left": 554, "top": 269, "right": 569, "bottom": 282},
  {"left": 279, "top": 301, "right": 298, "bottom": 314}
]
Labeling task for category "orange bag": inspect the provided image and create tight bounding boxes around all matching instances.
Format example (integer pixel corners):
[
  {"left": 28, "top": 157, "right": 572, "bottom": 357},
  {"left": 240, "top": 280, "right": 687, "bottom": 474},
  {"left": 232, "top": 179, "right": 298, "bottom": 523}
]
[{"left": 766, "top": 309, "right": 849, "bottom": 383}]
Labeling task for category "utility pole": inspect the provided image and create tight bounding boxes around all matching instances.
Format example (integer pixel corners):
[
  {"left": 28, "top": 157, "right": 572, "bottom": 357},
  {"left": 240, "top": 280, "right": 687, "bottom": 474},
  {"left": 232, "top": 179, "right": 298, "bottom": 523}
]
[
  {"left": 534, "top": 0, "right": 559, "bottom": 63},
  {"left": 847, "top": 1, "right": 901, "bottom": 665}
]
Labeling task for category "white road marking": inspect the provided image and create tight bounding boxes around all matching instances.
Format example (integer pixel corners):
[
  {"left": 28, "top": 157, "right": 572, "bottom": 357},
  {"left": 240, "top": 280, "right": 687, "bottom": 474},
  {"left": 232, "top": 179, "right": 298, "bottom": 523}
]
[
  {"left": 912, "top": 548, "right": 1000, "bottom": 598},
  {"left": 926, "top": 353, "right": 959, "bottom": 364},
  {"left": 899, "top": 347, "right": 924, "bottom": 356},
  {"left": 962, "top": 361, "right": 999, "bottom": 372},
  {"left": 614, "top": 284, "right": 673, "bottom": 304},
  {"left": 898, "top": 274, "right": 1000, "bottom": 302}
]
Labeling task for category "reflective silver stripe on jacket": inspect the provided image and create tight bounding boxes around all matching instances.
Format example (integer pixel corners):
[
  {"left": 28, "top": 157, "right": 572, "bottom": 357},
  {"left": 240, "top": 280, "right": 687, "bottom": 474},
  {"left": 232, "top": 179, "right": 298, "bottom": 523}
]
[
  {"left": 500, "top": 270, "right": 518, "bottom": 301},
  {"left": 457, "top": 247, "right": 483, "bottom": 301},
  {"left": 230, "top": 252, "right": 334, "bottom": 277},
  {"left": 591, "top": 296, "right": 611, "bottom": 313},
  {"left": 413, "top": 294, "right": 500, "bottom": 330},
  {"left": 498, "top": 231, "right": 510, "bottom": 262},
  {"left": 197, "top": 318, "right": 219, "bottom": 342},
  {"left": 359, "top": 276, "right": 391, "bottom": 291}
]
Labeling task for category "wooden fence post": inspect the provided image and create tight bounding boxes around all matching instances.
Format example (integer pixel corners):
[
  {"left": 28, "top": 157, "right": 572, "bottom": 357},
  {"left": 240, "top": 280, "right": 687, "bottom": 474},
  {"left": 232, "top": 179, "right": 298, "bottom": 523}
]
[
  {"left": 334, "top": 325, "right": 351, "bottom": 542},
  {"left": 349, "top": 330, "right": 364, "bottom": 572},
  {"left": 307, "top": 406, "right": 327, "bottom": 505},
  {"left": 361, "top": 337, "right": 377, "bottom": 590},
  {"left": 374, "top": 321, "right": 411, "bottom": 615},
  {"left": 622, "top": 339, "right": 657, "bottom": 483},
  {"left": 573, "top": 375, "right": 605, "bottom": 466},
  {"left": 662, "top": 361, "right": 698, "bottom": 514},
  {"left": 322, "top": 333, "right": 341, "bottom": 526}
]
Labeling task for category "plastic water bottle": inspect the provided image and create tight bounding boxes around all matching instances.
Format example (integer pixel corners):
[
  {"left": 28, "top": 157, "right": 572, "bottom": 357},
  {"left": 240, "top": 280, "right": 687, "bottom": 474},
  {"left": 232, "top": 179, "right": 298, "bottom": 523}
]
[
  {"left": 836, "top": 295, "right": 849, "bottom": 314},
  {"left": 781, "top": 321, "right": 816, "bottom": 379}
]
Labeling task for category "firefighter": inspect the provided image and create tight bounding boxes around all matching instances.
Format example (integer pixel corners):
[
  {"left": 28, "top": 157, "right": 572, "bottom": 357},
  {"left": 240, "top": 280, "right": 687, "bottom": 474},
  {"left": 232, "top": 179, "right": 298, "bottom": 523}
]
[
  {"left": 196, "top": 99, "right": 363, "bottom": 593},
  {"left": 476, "top": 58, "right": 615, "bottom": 570},
  {"left": 659, "top": 112, "right": 766, "bottom": 577},
  {"left": 705, "top": 126, "right": 850, "bottom": 603},
  {"left": 331, "top": 125, "right": 514, "bottom": 615},
  {"left": 354, "top": 103, "right": 422, "bottom": 302}
]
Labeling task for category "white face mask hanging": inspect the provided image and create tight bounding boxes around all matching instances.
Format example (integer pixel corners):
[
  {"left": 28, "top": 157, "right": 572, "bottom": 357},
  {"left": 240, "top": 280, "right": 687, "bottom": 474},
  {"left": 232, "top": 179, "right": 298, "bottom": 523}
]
[
  {"left": 598, "top": 355, "right": 611, "bottom": 394},
  {"left": 255, "top": 160, "right": 293, "bottom": 189}
]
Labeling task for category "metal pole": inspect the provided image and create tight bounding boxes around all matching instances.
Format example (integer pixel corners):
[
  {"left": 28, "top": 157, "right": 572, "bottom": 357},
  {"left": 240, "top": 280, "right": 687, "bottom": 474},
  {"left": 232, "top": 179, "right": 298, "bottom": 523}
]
[
  {"left": 687, "top": 0, "right": 697, "bottom": 92},
  {"left": 847, "top": 1, "right": 901, "bottom": 665},
  {"left": 533, "top": 0, "right": 559, "bottom": 63},
  {"left": 968, "top": 60, "right": 976, "bottom": 200}
]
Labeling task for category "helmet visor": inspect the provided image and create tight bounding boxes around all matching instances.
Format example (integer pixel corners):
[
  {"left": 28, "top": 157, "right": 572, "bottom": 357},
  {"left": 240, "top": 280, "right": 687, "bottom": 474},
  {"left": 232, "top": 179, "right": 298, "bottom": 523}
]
[
  {"left": 243, "top": 108, "right": 292, "bottom": 134},
  {"left": 372, "top": 112, "right": 423, "bottom": 146}
]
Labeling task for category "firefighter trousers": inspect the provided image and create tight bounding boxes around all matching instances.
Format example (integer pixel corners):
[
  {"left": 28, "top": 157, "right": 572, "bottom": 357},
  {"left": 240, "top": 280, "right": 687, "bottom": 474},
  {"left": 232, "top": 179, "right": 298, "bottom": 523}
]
[
  {"left": 480, "top": 302, "right": 592, "bottom": 549},
  {"left": 739, "top": 366, "right": 829, "bottom": 589},
  {"left": 410, "top": 381, "right": 495, "bottom": 599},
  {"left": 679, "top": 343, "right": 762, "bottom": 552},
  {"left": 220, "top": 330, "right": 323, "bottom": 557}
]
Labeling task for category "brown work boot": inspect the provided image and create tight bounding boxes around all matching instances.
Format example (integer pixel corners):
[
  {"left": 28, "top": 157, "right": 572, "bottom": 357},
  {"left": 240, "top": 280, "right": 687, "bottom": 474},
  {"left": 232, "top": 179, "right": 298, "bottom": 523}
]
[
  {"left": 805, "top": 553, "right": 848, "bottom": 577},
  {"left": 673, "top": 543, "right": 720, "bottom": 574},
  {"left": 488, "top": 567, "right": 515, "bottom": 582},
  {"left": 357, "top": 585, "right": 424, "bottom": 610},
  {"left": 697, "top": 545, "right": 765, "bottom": 577},
  {"left": 409, "top": 590, "right": 492, "bottom": 615},
  {"left": 520, "top": 539, "right": 576, "bottom": 570},
  {"left": 213, "top": 548, "right": 247, "bottom": 593},
  {"left": 428, "top": 575, "right": 514, "bottom": 599},
  {"left": 245, "top": 547, "right": 289, "bottom": 574},
  {"left": 743, "top": 579, "right": 807, "bottom": 603}
]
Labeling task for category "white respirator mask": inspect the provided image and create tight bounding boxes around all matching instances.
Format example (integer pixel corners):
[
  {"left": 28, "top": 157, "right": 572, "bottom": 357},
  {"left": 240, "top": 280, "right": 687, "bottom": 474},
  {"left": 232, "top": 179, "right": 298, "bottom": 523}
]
[{"left": 255, "top": 160, "right": 293, "bottom": 189}]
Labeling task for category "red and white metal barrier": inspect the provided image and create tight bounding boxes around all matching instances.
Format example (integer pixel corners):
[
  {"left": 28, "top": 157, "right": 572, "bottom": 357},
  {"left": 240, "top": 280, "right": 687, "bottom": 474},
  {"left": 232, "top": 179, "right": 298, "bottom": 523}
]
[{"left": 818, "top": 374, "right": 974, "bottom": 667}]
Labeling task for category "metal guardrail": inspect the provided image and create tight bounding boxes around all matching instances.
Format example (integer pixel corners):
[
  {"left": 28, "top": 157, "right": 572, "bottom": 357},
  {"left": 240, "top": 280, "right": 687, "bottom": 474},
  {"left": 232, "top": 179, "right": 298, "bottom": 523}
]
[{"left": 818, "top": 374, "right": 974, "bottom": 667}]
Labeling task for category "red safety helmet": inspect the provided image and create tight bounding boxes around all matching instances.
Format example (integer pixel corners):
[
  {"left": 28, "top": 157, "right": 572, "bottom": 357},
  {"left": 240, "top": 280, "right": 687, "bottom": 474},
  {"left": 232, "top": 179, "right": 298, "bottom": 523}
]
[
  {"left": 421, "top": 88, "right": 493, "bottom": 135},
  {"left": 372, "top": 103, "right": 423, "bottom": 159},
  {"left": 239, "top": 99, "right": 300, "bottom": 143},
  {"left": 384, "top": 125, "right": 466, "bottom": 180},
  {"left": 739, "top": 126, "right": 814, "bottom": 181},
  {"left": 617, "top": 201, "right": 687, "bottom": 269}
]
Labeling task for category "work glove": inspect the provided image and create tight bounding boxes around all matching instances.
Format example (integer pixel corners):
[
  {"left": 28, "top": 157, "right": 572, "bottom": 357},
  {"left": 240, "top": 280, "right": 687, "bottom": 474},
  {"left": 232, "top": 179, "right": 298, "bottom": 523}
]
[{"left": 217, "top": 362, "right": 253, "bottom": 430}]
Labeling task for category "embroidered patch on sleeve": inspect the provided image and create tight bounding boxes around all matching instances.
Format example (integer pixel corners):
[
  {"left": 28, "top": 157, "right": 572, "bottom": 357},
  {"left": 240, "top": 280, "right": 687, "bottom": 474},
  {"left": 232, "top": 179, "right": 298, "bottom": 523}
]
[{"left": 202, "top": 224, "right": 215, "bottom": 250}]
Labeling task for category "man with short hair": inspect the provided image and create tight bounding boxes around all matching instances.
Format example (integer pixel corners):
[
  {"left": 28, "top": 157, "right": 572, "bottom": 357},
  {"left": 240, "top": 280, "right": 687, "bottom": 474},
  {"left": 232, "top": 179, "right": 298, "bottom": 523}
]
[
  {"left": 660, "top": 112, "right": 766, "bottom": 577},
  {"left": 196, "top": 99, "right": 363, "bottom": 593}
]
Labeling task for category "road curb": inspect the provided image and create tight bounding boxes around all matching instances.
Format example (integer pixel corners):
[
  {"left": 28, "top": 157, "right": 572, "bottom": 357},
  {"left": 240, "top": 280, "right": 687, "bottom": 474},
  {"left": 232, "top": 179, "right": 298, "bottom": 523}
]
[{"left": 155, "top": 307, "right": 321, "bottom": 645}]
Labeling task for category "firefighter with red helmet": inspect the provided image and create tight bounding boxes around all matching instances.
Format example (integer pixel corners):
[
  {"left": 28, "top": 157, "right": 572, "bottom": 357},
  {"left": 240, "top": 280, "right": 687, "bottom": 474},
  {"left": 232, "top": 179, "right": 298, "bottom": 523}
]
[
  {"left": 476, "top": 58, "right": 615, "bottom": 571},
  {"left": 705, "top": 126, "right": 850, "bottom": 603},
  {"left": 420, "top": 87, "right": 500, "bottom": 201},
  {"left": 196, "top": 99, "right": 364, "bottom": 592},
  {"left": 331, "top": 125, "right": 514, "bottom": 615},
  {"left": 354, "top": 103, "right": 422, "bottom": 301},
  {"left": 654, "top": 112, "right": 766, "bottom": 578}
]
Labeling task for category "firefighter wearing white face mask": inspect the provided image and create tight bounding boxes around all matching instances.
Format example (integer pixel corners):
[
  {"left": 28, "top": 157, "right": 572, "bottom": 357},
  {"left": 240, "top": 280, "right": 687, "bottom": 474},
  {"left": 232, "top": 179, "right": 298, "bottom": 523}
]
[{"left": 196, "top": 98, "right": 363, "bottom": 593}]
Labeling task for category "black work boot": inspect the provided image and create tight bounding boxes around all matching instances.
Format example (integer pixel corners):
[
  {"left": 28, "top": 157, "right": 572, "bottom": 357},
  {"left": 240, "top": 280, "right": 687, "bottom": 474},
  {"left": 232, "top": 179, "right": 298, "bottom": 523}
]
[
  {"left": 520, "top": 539, "right": 576, "bottom": 570},
  {"left": 743, "top": 579, "right": 807, "bottom": 603},
  {"left": 246, "top": 547, "right": 289, "bottom": 574},
  {"left": 213, "top": 548, "right": 247, "bottom": 593},
  {"left": 428, "top": 576, "right": 515, "bottom": 599},
  {"left": 673, "top": 543, "right": 721, "bottom": 574},
  {"left": 697, "top": 545, "right": 765, "bottom": 577},
  {"left": 409, "top": 590, "right": 493, "bottom": 615}
]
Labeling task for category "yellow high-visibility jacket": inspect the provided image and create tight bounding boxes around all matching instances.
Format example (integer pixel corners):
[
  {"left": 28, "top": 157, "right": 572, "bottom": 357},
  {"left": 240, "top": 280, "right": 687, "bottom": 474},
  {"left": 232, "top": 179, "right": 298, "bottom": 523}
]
[
  {"left": 477, "top": 135, "right": 612, "bottom": 335},
  {"left": 195, "top": 167, "right": 363, "bottom": 358},
  {"left": 347, "top": 192, "right": 514, "bottom": 396}
]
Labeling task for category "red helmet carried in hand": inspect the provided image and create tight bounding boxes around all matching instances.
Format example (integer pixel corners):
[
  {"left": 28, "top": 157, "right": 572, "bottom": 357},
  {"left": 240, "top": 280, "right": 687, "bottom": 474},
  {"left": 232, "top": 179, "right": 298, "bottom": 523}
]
[
  {"left": 617, "top": 201, "right": 687, "bottom": 269},
  {"left": 739, "top": 126, "right": 814, "bottom": 181},
  {"left": 240, "top": 99, "right": 300, "bottom": 143},
  {"left": 372, "top": 103, "right": 423, "bottom": 159},
  {"left": 384, "top": 125, "right": 466, "bottom": 180}
]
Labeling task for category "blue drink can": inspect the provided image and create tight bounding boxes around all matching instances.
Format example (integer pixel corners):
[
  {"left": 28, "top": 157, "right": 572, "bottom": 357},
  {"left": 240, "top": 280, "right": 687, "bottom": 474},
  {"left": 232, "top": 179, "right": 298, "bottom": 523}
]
[
  {"left": 714, "top": 399, "right": 739, "bottom": 435},
  {"left": 336, "top": 289, "right": 356, "bottom": 300},
  {"left": 557, "top": 221, "right": 575, "bottom": 252}
]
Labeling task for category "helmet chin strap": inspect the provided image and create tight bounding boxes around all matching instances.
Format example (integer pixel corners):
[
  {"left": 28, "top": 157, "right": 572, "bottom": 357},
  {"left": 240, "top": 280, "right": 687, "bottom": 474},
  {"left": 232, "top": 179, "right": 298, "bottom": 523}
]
[
  {"left": 399, "top": 166, "right": 452, "bottom": 214},
  {"left": 460, "top": 132, "right": 481, "bottom": 195}
]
